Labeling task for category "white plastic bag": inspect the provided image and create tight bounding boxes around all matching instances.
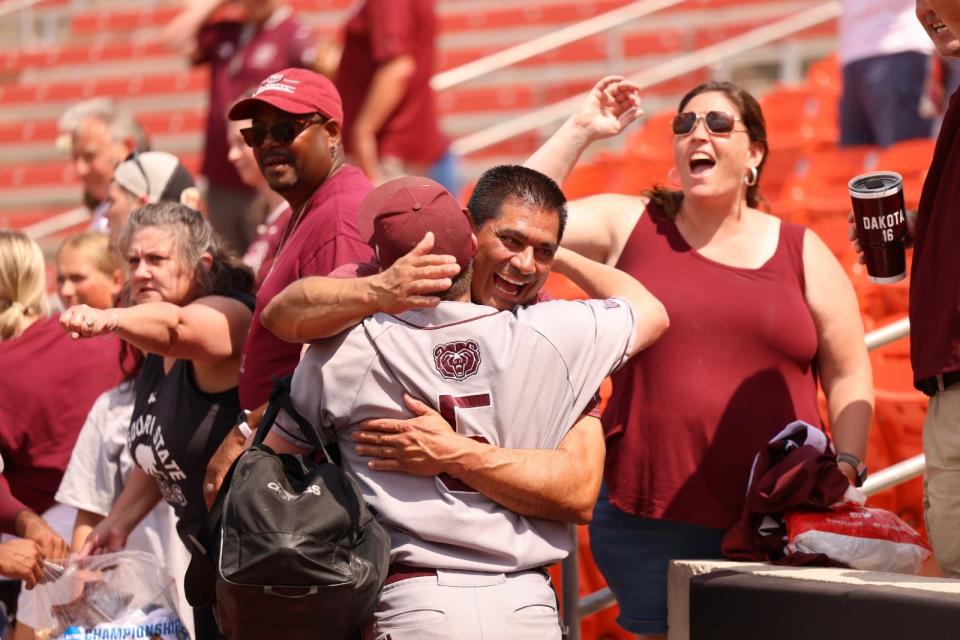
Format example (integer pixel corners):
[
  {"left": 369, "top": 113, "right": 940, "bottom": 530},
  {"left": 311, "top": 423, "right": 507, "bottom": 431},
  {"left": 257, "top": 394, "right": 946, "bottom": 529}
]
[
  {"left": 785, "top": 504, "right": 932, "bottom": 574},
  {"left": 31, "top": 550, "right": 190, "bottom": 639}
]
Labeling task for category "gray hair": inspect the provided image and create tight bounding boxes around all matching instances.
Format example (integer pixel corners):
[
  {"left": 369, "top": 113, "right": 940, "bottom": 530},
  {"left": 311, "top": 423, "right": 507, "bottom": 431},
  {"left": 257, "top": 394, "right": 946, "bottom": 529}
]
[
  {"left": 117, "top": 202, "right": 254, "bottom": 300},
  {"left": 58, "top": 98, "right": 149, "bottom": 151}
]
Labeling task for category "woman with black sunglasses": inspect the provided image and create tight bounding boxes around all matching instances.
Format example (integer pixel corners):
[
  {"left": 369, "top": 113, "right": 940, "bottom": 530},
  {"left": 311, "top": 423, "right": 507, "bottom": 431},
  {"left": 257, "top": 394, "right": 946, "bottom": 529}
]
[{"left": 529, "top": 80, "right": 873, "bottom": 638}]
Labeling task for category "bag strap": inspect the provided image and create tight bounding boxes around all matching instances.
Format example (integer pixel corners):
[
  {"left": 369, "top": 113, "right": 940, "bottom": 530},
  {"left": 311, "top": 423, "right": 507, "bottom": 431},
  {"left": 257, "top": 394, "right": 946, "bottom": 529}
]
[
  {"left": 255, "top": 376, "right": 360, "bottom": 544},
  {"left": 254, "top": 375, "right": 342, "bottom": 466},
  {"left": 194, "top": 376, "right": 339, "bottom": 556},
  {"left": 192, "top": 444, "right": 243, "bottom": 558}
]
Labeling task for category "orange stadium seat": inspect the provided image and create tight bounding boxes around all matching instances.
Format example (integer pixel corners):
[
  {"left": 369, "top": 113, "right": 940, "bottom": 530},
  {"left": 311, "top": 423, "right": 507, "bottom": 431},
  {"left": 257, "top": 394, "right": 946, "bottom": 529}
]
[
  {"left": 0, "top": 41, "right": 171, "bottom": 74},
  {"left": 848, "top": 257, "right": 911, "bottom": 321},
  {"left": 806, "top": 54, "right": 841, "bottom": 96},
  {"left": 437, "top": 85, "right": 537, "bottom": 115},
  {"left": 876, "top": 137, "right": 936, "bottom": 209},
  {"left": 622, "top": 28, "right": 684, "bottom": 57},
  {"left": 0, "top": 154, "right": 201, "bottom": 190},
  {"left": 775, "top": 146, "right": 879, "bottom": 222},
  {"left": 440, "top": 0, "right": 635, "bottom": 33},
  {"left": 563, "top": 157, "right": 622, "bottom": 199},
  {"left": 627, "top": 111, "right": 676, "bottom": 159},
  {"left": 763, "top": 87, "right": 839, "bottom": 152},
  {"left": 869, "top": 331, "right": 928, "bottom": 537},
  {"left": 0, "top": 70, "right": 206, "bottom": 105},
  {"left": 70, "top": 7, "right": 181, "bottom": 36}
]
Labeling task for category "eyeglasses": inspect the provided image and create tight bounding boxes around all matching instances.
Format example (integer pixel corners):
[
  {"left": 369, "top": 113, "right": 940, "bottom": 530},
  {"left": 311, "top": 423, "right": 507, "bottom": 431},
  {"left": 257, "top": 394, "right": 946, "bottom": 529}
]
[
  {"left": 240, "top": 116, "right": 325, "bottom": 148},
  {"left": 671, "top": 111, "right": 743, "bottom": 136}
]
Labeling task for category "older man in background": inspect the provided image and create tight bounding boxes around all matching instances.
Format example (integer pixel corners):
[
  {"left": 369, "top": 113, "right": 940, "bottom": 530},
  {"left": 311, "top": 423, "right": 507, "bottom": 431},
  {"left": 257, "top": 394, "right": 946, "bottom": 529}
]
[{"left": 57, "top": 98, "right": 150, "bottom": 232}]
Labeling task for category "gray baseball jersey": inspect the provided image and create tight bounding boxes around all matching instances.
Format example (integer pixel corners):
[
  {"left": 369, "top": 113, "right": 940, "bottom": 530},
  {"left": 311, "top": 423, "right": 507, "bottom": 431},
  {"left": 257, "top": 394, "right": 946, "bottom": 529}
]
[{"left": 276, "top": 297, "right": 635, "bottom": 572}]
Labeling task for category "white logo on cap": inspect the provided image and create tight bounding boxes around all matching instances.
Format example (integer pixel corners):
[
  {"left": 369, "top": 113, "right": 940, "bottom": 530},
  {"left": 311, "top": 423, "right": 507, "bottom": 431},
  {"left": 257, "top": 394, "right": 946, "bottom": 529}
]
[
  {"left": 254, "top": 83, "right": 296, "bottom": 96},
  {"left": 264, "top": 73, "right": 284, "bottom": 84}
]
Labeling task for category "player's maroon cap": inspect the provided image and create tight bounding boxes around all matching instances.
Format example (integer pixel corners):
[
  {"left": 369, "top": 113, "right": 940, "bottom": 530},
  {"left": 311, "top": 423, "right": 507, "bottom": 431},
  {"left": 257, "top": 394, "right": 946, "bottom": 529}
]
[
  {"left": 228, "top": 68, "right": 343, "bottom": 123},
  {"left": 357, "top": 176, "right": 475, "bottom": 270}
]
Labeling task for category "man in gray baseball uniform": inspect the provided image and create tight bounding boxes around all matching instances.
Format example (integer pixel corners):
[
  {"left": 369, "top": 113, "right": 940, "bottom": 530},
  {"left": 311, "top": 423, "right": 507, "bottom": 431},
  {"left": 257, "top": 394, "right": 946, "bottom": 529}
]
[{"left": 263, "top": 174, "right": 667, "bottom": 639}]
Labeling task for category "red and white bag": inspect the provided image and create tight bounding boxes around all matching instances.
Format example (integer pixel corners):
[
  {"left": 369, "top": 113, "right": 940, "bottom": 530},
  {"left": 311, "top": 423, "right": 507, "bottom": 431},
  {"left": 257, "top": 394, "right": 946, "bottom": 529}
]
[{"left": 785, "top": 504, "right": 932, "bottom": 574}]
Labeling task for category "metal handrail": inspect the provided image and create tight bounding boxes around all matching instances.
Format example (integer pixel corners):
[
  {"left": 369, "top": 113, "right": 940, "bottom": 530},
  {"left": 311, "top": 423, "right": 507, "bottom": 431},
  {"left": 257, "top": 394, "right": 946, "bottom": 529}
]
[
  {"left": 451, "top": 1, "right": 841, "bottom": 156},
  {"left": 431, "top": 0, "right": 684, "bottom": 91},
  {"left": 862, "top": 454, "right": 925, "bottom": 497},
  {"left": 0, "top": 0, "right": 44, "bottom": 19},
  {"left": 22, "top": 207, "right": 90, "bottom": 240},
  {"left": 568, "top": 315, "right": 918, "bottom": 633}
]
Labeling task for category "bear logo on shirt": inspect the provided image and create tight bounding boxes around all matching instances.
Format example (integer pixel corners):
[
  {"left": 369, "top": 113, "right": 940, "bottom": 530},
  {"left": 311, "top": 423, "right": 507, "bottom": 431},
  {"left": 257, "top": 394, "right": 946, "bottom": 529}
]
[
  {"left": 433, "top": 340, "right": 481, "bottom": 382},
  {"left": 134, "top": 444, "right": 159, "bottom": 476}
]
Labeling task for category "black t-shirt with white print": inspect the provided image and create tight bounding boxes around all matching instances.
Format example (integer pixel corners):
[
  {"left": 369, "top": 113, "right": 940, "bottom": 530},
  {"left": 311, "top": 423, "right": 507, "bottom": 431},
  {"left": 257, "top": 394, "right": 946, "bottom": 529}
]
[{"left": 128, "top": 351, "right": 242, "bottom": 546}]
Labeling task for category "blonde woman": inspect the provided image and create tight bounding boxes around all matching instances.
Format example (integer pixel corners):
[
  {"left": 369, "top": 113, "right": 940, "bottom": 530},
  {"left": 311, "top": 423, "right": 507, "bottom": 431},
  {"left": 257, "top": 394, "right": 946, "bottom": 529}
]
[
  {"left": 55, "top": 231, "right": 124, "bottom": 310},
  {"left": 0, "top": 232, "right": 123, "bottom": 616}
]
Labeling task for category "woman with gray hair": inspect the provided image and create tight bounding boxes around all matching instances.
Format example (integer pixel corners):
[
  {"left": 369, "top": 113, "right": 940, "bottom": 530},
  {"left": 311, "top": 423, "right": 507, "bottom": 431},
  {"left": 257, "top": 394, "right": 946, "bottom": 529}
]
[{"left": 60, "top": 202, "right": 254, "bottom": 639}]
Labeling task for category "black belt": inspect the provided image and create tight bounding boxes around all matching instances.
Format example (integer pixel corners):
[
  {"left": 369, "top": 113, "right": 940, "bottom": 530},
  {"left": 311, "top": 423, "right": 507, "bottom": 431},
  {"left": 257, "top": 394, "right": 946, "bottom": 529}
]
[{"left": 916, "top": 370, "right": 960, "bottom": 396}]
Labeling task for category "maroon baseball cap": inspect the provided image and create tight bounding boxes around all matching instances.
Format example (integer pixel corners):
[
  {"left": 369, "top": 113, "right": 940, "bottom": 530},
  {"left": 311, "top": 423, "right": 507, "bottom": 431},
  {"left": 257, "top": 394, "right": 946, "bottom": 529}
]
[
  {"left": 357, "top": 177, "right": 475, "bottom": 270},
  {"left": 228, "top": 68, "right": 343, "bottom": 123}
]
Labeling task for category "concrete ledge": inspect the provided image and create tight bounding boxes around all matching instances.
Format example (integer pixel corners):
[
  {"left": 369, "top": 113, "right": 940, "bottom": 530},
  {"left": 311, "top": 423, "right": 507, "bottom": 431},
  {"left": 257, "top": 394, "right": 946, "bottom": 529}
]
[{"left": 667, "top": 560, "right": 960, "bottom": 640}]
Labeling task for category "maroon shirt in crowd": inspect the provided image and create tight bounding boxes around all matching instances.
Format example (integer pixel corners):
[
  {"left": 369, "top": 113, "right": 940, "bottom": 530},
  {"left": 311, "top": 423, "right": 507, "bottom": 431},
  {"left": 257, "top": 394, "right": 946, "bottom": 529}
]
[
  {"left": 337, "top": 0, "right": 448, "bottom": 167},
  {"left": 910, "top": 89, "right": 960, "bottom": 384},
  {"left": 0, "top": 477, "right": 29, "bottom": 534},
  {"left": 602, "top": 207, "right": 822, "bottom": 530},
  {"left": 0, "top": 318, "right": 123, "bottom": 517},
  {"left": 238, "top": 166, "right": 373, "bottom": 409},
  {"left": 195, "top": 7, "right": 315, "bottom": 190}
]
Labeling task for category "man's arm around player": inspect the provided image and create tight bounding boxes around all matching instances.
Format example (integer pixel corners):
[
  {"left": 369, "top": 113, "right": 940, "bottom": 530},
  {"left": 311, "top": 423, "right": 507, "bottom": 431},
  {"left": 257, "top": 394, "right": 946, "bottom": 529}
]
[{"left": 348, "top": 247, "right": 667, "bottom": 523}]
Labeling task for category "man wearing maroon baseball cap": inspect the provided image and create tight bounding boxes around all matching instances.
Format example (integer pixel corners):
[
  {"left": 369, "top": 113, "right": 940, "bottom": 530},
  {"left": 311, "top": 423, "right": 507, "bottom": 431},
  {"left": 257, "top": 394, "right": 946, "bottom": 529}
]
[
  {"left": 203, "top": 67, "right": 374, "bottom": 506},
  {"left": 357, "top": 176, "right": 475, "bottom": 274},
  {"left": 255, "top": 174, "right": 666, "bottom": 638},
  {"left": 228, "top": 67, "right": 344, "bottom": 124}
]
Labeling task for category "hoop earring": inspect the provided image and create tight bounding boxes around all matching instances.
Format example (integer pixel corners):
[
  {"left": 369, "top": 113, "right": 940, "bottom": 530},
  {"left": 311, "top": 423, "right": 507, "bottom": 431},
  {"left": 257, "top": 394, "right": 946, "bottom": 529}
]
[
  {"left": 667, "top": 167, "right": 682, "bottom": 188},
  {"left": 744, "top": 166, "right": 758, "bottom": 187}
]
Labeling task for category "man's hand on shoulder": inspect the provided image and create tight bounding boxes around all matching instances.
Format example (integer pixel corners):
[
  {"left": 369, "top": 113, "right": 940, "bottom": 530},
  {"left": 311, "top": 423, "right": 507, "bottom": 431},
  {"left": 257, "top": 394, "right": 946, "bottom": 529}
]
[{"left": 369, "top": 232, "right": 461, "bottom": 314}]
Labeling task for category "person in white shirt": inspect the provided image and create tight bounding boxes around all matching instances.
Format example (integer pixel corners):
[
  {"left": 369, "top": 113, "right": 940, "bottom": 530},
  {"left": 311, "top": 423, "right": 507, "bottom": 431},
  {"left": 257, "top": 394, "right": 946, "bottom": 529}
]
[{"left": 838, "top": 0, "right": 936, "bottom": 146}]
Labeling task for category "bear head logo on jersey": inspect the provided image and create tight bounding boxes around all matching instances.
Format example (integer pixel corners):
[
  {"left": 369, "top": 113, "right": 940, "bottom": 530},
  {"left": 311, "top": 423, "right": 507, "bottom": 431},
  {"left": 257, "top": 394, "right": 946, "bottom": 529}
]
[{"left": 434, "top": 340, "right": 482, "bottom": 382}]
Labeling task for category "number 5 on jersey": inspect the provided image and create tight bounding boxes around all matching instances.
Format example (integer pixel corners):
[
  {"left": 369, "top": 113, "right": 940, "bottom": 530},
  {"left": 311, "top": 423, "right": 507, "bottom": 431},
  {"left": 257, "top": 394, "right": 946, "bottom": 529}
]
[{"left": 437, "top": 393, "right": 491, "bottom": 493}]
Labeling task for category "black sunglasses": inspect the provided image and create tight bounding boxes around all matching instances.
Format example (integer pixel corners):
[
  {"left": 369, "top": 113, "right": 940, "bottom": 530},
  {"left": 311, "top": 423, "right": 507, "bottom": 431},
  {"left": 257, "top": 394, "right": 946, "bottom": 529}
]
[
  {"left": 672, "top": 111, "right": 742, "bottom": 136},
  {"left": 240, "top": 116, "right": 325, "bottom": 148}
]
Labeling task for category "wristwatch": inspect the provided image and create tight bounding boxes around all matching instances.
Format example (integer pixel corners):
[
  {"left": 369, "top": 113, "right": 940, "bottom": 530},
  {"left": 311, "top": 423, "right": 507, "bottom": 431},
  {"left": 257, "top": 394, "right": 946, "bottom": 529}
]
[
  {"left": 837, "top": 453, "right": 868, "bottom": 487},
  {"left": 235, "top": 410, "right": 253, "bottom": 439}
]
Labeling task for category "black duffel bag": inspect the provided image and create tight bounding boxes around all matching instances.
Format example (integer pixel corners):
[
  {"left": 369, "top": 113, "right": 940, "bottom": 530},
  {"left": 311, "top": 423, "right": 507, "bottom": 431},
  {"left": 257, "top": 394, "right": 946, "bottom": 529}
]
[{"left": 186, "top": 376, "right": 390, "bottom": 640}]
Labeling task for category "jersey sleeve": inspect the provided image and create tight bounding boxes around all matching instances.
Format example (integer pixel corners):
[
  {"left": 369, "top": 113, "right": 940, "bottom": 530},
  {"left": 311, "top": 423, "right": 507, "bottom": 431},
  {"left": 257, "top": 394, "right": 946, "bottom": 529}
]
[
  {"left": 517, "top": 298, "right": 635, "bottom": 411},
  {"left": 273, "top": 326, "right": 375, "bottom": 448}
]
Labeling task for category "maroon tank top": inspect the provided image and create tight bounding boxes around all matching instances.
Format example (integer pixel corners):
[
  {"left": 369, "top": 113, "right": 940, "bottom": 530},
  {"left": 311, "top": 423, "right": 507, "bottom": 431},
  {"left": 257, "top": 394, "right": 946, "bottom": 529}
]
[{"left": 602, "top": 204, "right": 821, "bottom": 529}]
